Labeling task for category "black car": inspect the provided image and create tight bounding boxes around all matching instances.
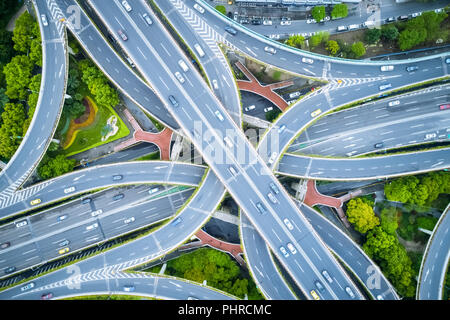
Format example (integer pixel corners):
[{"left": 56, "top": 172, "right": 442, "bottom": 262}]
[
  {"left": 406, "top": 66, "right": 419, "bottom": 72},
  {"left": 386, "top": 17, "right": 396, "bottom": 22},
  {"left": 251, "top": 19, "right": 262, "bottom": 25},
  {"left": 4, "top": 266, "right": 16, "bottom": 274},
  {"left": 225, "top": 26, "right": 237, "bottom": 35},
  {"left": 0, "top": 242, "right": 10, "bottom": 249},
  {"left": 168, "top": 95, "right": 179, "bottom": 107},
  {"left": 113, "top": 193, "right": 124, "bottom": 201},
  {"left": 374, "top": 142, "right": 384, "bottom": 148},
  {"left": 81, "top": 198, "right": 92, "bottom": 204},
  {"left": 398, "top": 15, "right": 408, "bottom": 21}
]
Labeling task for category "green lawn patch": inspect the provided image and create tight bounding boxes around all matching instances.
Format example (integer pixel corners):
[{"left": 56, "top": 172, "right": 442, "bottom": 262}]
[{"left": 62, "top": 100, "right": 130, "bottom": 157}]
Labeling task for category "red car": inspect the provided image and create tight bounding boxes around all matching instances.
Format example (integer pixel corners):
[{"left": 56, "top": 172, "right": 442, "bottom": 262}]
[
  {"left": 117, "top": 29, "right": 127, "bottom": 41},
  {"left": 41, "top": 293, "right": 53, "bottom": 300},
  {"left": 439, "top": 104, "right": 450, "bottom": 110}
]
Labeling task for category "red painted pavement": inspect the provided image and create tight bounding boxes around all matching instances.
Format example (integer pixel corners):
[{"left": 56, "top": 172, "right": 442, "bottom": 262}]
[
  {"left": 235, "top": 61, "right": 293, "bottom": 112},
  {"left": 114, "top": 109, "right": 173, "bottom": 160}
]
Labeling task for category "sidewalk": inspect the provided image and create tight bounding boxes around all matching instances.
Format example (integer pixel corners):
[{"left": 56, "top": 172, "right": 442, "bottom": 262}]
[{"left": 179, "top": 229, "right": 245, "bottom": 267}]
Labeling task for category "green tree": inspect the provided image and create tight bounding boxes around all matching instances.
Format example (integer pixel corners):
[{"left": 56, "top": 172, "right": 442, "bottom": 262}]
[
  {"left": 37, "top": 154, "right": 76, "bottom": 180},
  {"left": 0, "top": 102, "right": 26, "bottom": 159},
  {"left": 421, "top": 11, "right": 448, "bottom": 41},
  {"left": 215, "top": 5, "right": 226, "bottom": 15},
  {"left": 0, "top": 29, "right": 15, "bottom": 65},
  {"left": 381, "top": 25, "right": 399, "bottom": 41},
  {"left": 416, "top": 216, "right": 438, "bottom": 231},
  {"left": 285, "top": 35, "right": 305, "bottom": 49},
  {"left": 12, "top": 11, "right": 39, "bottom": 54},
  {"left": 311, "top": 6, "right": 326, "bottom": 23},
  {"left": 331, "top": 4, "right": 348, "bottom": 19},
  {"left": 0, "top": 87, "right": 9, "bottom": 114},
  {"left": 380, "top": 206, "right": 398, "bottom": 235},
  {"left": 364, "top": 28, "right": 381, "bottom": 44},
  {"left": 3, "top": 54, "right": 34, "bottom": 100},
  {"left": 326, "top": 40, "right": 340, "bottom": 56},
  {"left": 29, "top": 39, "right": 42, "bottom": 67},
  {"left": 346, "top": 197, "right": 380, "bottom": 234},
  {"left": 398, "top": 27, "right": 427, "bottom": 51},
  {"left": 351, "top": 41, "right": 366, "bottom": 58}
]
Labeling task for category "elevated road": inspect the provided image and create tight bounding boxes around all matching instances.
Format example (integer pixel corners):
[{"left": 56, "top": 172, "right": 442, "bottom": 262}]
[
  {"left": 0, "top": 0, "right": 67, "bottom": 196},
  {"left": 278, "top": 148, "right": 450, "bottom": 180},
  {"left": 86, "top": 0, "right": 364, "bottom": 300},
  {"left": 0, "top": 161, "right": 206, "bottom": 219},
  {"left": 417, "top": 203, "right": 450, "bottom": 300},
  {"left": 2, "top": 270, "right": 235, "bottom": 300}
]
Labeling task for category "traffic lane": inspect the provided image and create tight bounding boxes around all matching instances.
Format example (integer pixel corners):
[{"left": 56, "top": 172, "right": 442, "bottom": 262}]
[
  {"left": 289, "top": 89, "right": 450, "bottom": 151},
  {"left": 278, "top": 149, "right": 450, "bottom": 180},
  {"left": 0, "top": 5, "right": 66, "bottom": 193},
  {"left": 418, "top": 210, "right": 450, "bottom": 300},
  {"left": 99, "top": 189, "right": 193, "bottom": 238},
  {"left": 294, "top": 112, "right": 450, "bottom": 157},
  {"left": 0, "top": 242, "right": 39, "bottom": 278},
  {"left": 92, "top": 0, "right": 362, "bottom": 299},
  {"left": 102, "top": 171, "right": 225, "bottom": 267},
  {"left": 56, "top": 0, "right": 178, "bottom": 129},
  {"left": 193, "top": 0, "right": 447, "bottom": 79},
  {"left": 300, "top": 204, "right": 398, "bottom": 300},
  {"left": 240, "top": 213, "right": 297, "bottom": 299},
  {"left": 154, "top": 0, "right": 241, "bottom": 126}
]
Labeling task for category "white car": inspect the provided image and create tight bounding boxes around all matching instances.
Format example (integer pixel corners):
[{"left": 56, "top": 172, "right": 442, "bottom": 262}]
[
  {"left": 425, "top": 133, "right": 437, "bottom": 140},
  {"left": 380, "top": 65, "right": 394, "bottom": 72},
  {"left": 40, "top": 14, "right": 48, "bottom": 26},
  {"left": 321, "top": 270, "right": 333, "bottom": 283},
  {"left": 345, "top": 286, "right": 355, "bottom": 299},
  {"left": 263, "top": 20, "right": 272, "bottom": 26},
  {"left": 287, "top": 243, "right": 297, "bottom": 254},
  {"left": 142, "top": 13, "right": 153, "bottom": 25},
  {"left": 194, "top": 3, "right": 205, "bottom": 14},
  {"left": 64, "top": 186, "right": 76, "bottom": 194},
  {"left": 306, "top": 19, "right": 316, "bottom": 24},
  {"left": 121, "top": 0, "right": 132, "bottom": 12},
  {"left": 212, "top": 79, "right": 219, "bottom": 89},
  {"left": 268, "top": 152, "right": 278, "bottom": 165},
  {"left": 411, "top": 12, "right": 421, "bottom": 18},
  {"left": 289, "top": 91, "right": 300, "bottom": 99},
  {"left": 264, "top": 106, "right": 273, "bottom": 112},
  {"left": 279, "top": 246, "right": 289, "bottom": 258},
  {"left": 280, "top": 20, "right": 291, "bottom": 26},
  {"left": 388, "top": 100, "right": 400, "bottom": 107},
  {"left": 244, "top": 105, "right": 255, "bottom": 111},
  {"left": 86, "top": 223, "right": 98, "bottom": 231},
  {"left": 267, "top": 192, "right": 278, "bottom": 204},
  {"left": 16, "top": 220, "right": 28, "bottom": 228},
  {"left": 283, "top": 218, "right": 294, "bottom": 230},
  {"left": 214, "top": 110, "right": 224, "bottom": 121},
  {"left": 124, "top": 217, "right": 135, "bottom": 224},
  {"left": 91, "top": 209, "right": 103, "bottom": 217},
  {"left": 174, "top": 71, "right": 185, "bottom": 84},
  {"left": 148, "top": 187, "right": 159, "bottom": 194},
  {"left": 21, "top": 282, "right": 35, "bottom": 292},
  {"left": 302, "top": 57, "right": 314, "bottom": 64},
  {"left": 264, "top": 46, "right": 276, "bottom": 54}
]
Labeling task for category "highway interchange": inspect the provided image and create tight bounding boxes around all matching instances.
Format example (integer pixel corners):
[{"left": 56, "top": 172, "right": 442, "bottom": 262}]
[{"left": 0, "top": 0, "right": 448, "bottom": 301}]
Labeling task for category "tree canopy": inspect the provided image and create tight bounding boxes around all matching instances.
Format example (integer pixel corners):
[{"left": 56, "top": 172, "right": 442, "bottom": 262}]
[
  {"left": 351, "top": 41, "right": 366, "bottom": 58},
  {"left": 37, "top": 154, "right": 76, "bottom": 180},
  {"left": 311, "top": 6, "right": 326, "bottom": 23},
  {"left": 346, "top": 197, "right": 380, "bottom": 234},
  {"left": 331, "top": 4, "right": 348, "bottom": 19},
  {"left": 0, "top": 102, "right": 26, "bottom": 158}
]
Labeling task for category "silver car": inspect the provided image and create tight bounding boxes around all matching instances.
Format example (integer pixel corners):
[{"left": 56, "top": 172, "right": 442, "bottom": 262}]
[{"left": 264, "top": 46, "right": 276, "bottom": 54}]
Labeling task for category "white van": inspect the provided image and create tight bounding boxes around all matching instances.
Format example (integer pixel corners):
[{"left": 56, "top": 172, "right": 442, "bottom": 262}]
[
  {"left": 348, "top": 24, "right": 359, "bottom": 30},
  {"left": 126, "top": 56, "right": 135, "bottom": 68},
  {"left": 363, "top": 21, "right": 375, "bottom": 28},
  {"left": 223, "top": 136, "right": 233, "bottom": 148},
  {"left": 337, "top": 26, "right": 347, "bottom": 32},
  {"left": 178, "top": 59, "right": 189, "bottom": 72},
  {"left": 194, "top": 44, "right": 205, "bottom": 57}
]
